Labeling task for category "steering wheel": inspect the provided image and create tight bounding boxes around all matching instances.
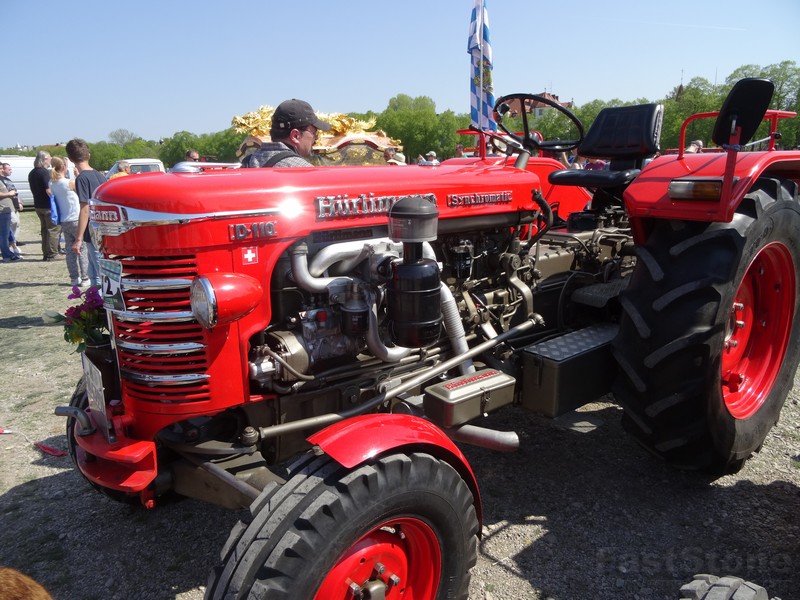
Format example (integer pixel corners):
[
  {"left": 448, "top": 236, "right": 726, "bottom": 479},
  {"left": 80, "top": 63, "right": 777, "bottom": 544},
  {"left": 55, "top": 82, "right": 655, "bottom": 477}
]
[{"left": 493, "top": 93, "right": 584, "bottom": 154}]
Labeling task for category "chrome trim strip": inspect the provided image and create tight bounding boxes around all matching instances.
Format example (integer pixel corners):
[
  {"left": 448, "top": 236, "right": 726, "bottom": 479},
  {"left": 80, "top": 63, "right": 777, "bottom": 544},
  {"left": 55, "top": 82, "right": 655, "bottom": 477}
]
[
  {"left": 121, "top": 278, "right": 193, "bottom": 291},
  {"left": 112, "top": 309, "right": 195, "bottom": 323},
  {"left": 116, "top": 340, "right": 206, "bottom": 354},
  {"left": 121, "top": 370, "right": 210, "bottom": 385},
  {"left": 93, "top": 201, "right": 283, "bottom": 236}
]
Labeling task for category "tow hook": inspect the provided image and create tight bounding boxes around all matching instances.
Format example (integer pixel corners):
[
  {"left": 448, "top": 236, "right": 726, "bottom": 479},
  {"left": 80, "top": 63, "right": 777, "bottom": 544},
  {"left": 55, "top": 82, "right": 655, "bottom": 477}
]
[{"left": 54, "top": 406, "right": 95, "bottom": 436}]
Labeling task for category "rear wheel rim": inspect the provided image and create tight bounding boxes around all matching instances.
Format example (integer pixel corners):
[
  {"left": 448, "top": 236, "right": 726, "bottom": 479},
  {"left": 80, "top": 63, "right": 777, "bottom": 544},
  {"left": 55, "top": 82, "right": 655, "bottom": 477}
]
[
  {"left": 314, "top": 517, "right": 441, "bottom": 600},
  {"left": 722, "top": 242, "right": 795, "bottom": 419}
]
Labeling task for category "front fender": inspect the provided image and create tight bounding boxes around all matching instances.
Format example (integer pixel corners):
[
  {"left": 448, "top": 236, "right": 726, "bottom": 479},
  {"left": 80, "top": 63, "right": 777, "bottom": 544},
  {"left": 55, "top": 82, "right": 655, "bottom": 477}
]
[{"left": 308, "top": 413, "right": 482, "bottom": 525}]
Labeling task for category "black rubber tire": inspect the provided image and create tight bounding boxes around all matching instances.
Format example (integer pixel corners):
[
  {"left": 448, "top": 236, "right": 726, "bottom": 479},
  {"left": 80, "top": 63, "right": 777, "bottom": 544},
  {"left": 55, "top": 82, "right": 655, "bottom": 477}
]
[
  {"left": 205, "top": 451, "right": 479, "bottom": 600},
  {"left": 613, "top": 177, "right": 800, "bottom": 474},
  {"left": 679, "top": 574, "right": 769, "bottom": 600},
  {"left": 66, "top": 377, "right": 139, "bottom": 504}
]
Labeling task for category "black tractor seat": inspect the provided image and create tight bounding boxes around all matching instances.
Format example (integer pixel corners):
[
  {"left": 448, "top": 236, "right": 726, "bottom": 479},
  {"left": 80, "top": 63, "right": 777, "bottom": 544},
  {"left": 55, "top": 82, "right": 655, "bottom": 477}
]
[
  {"left": 549, "top": 167, "right": 642, "bottom": 189},
  {"left": 548, "top": 103, "right": 663, "bottom": 191}
]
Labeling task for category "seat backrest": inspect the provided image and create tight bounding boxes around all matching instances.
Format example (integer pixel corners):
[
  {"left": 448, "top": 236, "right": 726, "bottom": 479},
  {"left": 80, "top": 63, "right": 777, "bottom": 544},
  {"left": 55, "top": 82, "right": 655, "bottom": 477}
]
[{"left": 579, "top": 103, "right": 663, "bottom": 168}]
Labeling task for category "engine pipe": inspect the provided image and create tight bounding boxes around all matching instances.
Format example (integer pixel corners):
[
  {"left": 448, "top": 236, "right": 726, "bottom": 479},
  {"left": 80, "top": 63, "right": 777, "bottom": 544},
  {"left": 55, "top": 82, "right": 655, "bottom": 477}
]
[
  {"left": 440, "top": 283, "right": 475, "bottom": 375},
  {"left": 257, "top": 315, "right": 543, "bottom": 440},
  {"left": 289, "top": 243, "right": 358, "bottom": 293},
  {"left": 289, "top": 239, "right": 473, "bottom": 370},
  {"left": 366, "top": 290, "right": 412, "bottom": 363},
  {"left": 308, "top": 238, "right": 401, "bottom": 276}
]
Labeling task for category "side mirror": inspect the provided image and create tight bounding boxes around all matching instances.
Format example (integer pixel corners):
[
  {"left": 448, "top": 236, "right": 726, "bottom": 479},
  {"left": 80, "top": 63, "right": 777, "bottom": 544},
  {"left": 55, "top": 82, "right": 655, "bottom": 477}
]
[{"left": 712, "top": 78, "right": 774, "bottom": 147}]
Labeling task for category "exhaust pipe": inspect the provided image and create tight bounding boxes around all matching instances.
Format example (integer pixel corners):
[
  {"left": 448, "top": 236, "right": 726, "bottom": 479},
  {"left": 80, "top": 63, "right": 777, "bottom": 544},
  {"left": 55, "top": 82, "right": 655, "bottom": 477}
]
[{"left": 444, "top": 423, "right": 519, "bottom": 452}]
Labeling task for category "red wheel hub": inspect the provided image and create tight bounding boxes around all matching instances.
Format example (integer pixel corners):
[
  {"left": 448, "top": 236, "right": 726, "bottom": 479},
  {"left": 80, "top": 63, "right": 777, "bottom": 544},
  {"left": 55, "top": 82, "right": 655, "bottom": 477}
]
[
  {"left": 721, "top": 242, "right": 796, "bottom": 419},
  {"left": 314, "top": 517, "right": 441, "bottom": 599}
]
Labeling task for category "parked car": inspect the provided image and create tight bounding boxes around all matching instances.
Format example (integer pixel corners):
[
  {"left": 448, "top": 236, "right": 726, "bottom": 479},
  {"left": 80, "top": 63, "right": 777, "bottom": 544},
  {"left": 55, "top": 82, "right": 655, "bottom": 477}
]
[{"left": 106, "top": 158, "right": 165, "bottom": 178}]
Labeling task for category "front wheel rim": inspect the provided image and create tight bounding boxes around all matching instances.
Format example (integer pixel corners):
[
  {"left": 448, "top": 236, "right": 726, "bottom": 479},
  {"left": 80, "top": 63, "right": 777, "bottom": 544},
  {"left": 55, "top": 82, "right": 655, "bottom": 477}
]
[
  {"left": 314, "top": 517, "right": 441, "bottom": 600},
  {"left": 721, "top": 242, "right": 796, "bottom": 419}
]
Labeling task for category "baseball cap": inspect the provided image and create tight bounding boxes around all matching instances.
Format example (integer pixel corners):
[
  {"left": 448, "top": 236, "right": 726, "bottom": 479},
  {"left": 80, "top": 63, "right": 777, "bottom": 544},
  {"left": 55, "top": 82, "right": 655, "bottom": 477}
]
[
  {"left": 271, "top": 99, "right": 331, "bottom": 134},
  {"left": 426, "top": 150, "right": 437, "bottom": 158}
]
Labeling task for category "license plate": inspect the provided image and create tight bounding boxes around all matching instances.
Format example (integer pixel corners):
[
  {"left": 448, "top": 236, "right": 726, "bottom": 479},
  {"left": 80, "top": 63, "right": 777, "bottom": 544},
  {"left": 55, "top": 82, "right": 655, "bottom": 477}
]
[
  {"left": 99, "top": 258, "right": 126, "bottom": 312},
  {"left": 82, "top": 354, "right": 115, "bottom": 443}
]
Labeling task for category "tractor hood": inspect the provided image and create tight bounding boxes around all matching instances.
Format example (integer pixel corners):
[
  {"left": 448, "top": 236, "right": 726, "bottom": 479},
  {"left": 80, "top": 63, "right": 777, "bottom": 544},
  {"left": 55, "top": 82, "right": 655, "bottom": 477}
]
[{"left": 93, "top": 163, "right": 542, "bottom": 252}]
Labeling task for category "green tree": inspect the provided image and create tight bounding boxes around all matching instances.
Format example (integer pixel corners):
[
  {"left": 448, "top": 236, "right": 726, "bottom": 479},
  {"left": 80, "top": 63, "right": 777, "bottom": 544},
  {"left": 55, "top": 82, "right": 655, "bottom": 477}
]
[
  {"left": 376, "top": 95, "right": 471, "bottom": 161},
  {"left": 122, "top": 138, "right": 161, "bottom": 159},
  {"left": 108, "top": 128, "right": 138, "bottom": 145},
  {"left": 88, "top": 141, "right": 125, "bottom": 171},
  {"left": 159, "top": 131, "right": 199, "bottom": 168},
  {"left": 198, "top": 128, "right": 247, "bottom": 163},
  {"left": 724, "top": 61, "right": 800, "bottom": 148}
]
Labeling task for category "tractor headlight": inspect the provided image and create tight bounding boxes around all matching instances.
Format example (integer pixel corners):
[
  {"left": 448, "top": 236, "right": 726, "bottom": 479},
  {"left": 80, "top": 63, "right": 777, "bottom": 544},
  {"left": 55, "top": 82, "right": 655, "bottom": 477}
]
[
  {"left": 191, "top": 273, "right": 263, "bottom": 329},
  {"left": 191, "top": 277, "right": 218, "bottom": 328},
  {"left": 668, "top": 178, "right": 728, "bottom": 201}
]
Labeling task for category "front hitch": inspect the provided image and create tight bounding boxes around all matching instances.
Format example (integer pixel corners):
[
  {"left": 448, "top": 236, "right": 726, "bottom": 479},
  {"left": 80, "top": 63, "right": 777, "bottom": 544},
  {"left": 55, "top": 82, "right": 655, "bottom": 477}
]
[{"left": 54, "top": 406, "right": 95, "bottom": 436}]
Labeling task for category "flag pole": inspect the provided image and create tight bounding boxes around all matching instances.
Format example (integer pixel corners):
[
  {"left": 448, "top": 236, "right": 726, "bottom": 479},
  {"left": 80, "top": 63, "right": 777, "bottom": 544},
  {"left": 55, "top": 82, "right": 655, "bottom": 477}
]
[{"left": 479, "top": 1, "right": 484, "bottom": 130}]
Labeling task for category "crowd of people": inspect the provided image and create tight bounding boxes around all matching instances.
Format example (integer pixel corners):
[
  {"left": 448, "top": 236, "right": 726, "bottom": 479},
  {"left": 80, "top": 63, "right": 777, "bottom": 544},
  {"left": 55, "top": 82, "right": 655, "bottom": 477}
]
[{"left": 2, "top": 139, "right": 106, "bottom": 289}]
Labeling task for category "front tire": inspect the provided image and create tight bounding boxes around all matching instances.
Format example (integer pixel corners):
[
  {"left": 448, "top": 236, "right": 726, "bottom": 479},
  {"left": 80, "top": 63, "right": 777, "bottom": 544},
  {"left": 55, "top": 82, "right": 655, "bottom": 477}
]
[
  {"left": 206, "top": 451, "right": 479, "bottom": 600},
  {"left": 614, "top": 178, "right": 800, "bottom": 474}
]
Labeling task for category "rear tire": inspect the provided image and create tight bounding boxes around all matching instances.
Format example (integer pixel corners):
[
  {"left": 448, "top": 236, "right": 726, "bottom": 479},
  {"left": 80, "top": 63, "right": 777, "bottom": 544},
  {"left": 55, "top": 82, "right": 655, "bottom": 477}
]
[
  {"left": 614, "top": 178, "right": 800, "bottom": 474},
  {"left": 206, "top": 451, "right": 479, "bottom": 600}
]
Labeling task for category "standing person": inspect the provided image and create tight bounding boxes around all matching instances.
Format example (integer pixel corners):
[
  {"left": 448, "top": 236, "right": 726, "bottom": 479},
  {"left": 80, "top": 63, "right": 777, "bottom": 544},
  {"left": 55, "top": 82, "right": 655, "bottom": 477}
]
[
  {"left": 0, "top": 164, "right": 21, "bottom": 262},
  {"left": 242, "top": 99, "right": 331, "bottom": 168},
  {"left": 0, "top": 162, "right": 22, "bottom": 255},
  {"left": 66, "top": 139, "right": 107, "bottom": 287},
  {"left": 50, "top": 157, "right": 89, "bottom": 286},
  {"left": 28, "top": 150, "right": 60, "bottom": 261}
]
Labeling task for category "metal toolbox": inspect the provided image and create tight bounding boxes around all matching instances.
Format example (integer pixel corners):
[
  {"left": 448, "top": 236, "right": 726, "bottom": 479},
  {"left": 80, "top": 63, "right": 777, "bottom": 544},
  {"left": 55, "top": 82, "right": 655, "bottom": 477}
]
[
  {"left": 424, "top": 368, "right": 516, "bottom": 428},
  {"left": 521, "top": 324, "right": 618, "bottom": 417}
]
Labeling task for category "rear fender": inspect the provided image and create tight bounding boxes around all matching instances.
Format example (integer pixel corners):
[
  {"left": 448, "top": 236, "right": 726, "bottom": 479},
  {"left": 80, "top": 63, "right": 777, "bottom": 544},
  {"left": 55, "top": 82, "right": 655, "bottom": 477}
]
[
  {"left": 625, "top": 152, "right": 800, "bottom": 226},
  {"left": 308, "top": 414, "right": 482, "bottom": 524}
]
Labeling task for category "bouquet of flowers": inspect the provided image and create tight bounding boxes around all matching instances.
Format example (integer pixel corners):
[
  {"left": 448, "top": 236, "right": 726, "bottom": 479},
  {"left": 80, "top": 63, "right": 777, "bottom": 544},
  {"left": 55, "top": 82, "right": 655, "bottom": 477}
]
[{"left": 55, "top": 286, "right": 109, "bottom": 353}]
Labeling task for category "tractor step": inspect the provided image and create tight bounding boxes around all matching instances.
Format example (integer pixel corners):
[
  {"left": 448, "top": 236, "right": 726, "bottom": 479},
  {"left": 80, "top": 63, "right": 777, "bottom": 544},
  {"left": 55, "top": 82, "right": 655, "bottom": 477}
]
[{"left": 571, "top": 277, "right": 629, "bottom": 308}]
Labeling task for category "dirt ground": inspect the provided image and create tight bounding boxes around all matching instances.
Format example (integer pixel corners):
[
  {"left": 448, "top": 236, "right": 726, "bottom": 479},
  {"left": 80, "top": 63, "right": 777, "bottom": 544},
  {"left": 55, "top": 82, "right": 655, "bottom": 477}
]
[{"left": 1, "top": 209, "right": 798, "bottom": 600}]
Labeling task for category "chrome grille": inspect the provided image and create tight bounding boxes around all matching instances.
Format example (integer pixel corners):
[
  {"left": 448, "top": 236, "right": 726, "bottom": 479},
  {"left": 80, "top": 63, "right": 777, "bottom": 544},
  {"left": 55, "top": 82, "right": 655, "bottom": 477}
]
[{"left": 108, "top": 255, "right": 211, "bottom": 403}]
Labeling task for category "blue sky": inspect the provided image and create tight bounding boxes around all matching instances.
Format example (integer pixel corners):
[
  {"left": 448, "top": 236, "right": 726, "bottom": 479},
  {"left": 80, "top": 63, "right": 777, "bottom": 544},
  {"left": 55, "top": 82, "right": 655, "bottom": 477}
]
[{"left": 5, "top": 0, "right": 798, "bottom": 149}]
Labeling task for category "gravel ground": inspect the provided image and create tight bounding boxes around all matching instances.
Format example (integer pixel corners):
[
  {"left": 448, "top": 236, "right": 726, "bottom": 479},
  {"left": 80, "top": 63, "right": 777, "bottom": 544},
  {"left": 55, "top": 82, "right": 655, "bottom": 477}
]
[{"left": 1, "top": 210, "right": 798, "bottom": 600}]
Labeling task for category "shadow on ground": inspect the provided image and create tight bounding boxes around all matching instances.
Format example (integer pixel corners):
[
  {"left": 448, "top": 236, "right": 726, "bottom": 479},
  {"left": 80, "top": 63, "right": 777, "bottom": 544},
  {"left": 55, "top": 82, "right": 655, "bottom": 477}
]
[
  {"left": 0, "top": 436, "right": 237, "bottom": 600},
  {"left": 463, "top": 404, "right": 800, "bottom": 599}
]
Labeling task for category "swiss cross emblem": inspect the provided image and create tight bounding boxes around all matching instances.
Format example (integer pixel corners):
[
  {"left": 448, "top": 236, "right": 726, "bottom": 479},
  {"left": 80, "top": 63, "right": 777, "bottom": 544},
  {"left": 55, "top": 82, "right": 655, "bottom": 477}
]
[{"left": 242, "top": 247, "right": 258, "bottom": 264}]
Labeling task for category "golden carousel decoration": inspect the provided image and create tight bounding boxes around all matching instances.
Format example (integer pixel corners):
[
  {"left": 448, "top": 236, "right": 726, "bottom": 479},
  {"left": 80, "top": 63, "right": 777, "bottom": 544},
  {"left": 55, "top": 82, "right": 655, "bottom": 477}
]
[{"left": 232, "top": 106, "right": 402, "bottom": 166}]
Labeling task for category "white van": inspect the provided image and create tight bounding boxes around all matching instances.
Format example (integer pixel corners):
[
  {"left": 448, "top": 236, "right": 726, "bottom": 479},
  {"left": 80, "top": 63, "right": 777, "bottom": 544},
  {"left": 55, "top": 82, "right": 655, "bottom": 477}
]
[{"left": 0, "top": 155, "right": 35, "bottom": 206}]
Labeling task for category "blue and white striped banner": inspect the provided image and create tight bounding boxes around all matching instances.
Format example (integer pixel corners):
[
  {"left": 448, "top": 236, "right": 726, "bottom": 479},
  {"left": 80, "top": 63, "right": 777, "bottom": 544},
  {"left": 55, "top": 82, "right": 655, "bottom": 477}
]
[{"left": 468, "top": 0, "right": 496, "bottom": 131}]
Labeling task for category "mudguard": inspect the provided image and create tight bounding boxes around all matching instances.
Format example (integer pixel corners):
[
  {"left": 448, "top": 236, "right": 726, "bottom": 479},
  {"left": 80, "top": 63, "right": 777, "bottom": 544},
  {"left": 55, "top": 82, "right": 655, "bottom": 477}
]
[{"left": 308, "top": 413, "right": 483, "bottom": 523}]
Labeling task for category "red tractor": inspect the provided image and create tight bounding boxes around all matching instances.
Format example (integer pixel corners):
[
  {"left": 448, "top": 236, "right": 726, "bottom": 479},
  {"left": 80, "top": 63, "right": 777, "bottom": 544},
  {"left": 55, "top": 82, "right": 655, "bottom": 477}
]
[{"left": 56, "top": 78, "right": 800, "bottom": 599}]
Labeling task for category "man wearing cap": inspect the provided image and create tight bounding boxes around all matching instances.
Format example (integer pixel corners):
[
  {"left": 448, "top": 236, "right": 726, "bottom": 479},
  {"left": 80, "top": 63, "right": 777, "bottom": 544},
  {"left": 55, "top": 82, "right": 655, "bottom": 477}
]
[
  {"left": 417, "top": 151, "right": 440, "bottom": 166},
  {"left": 243, "top": 99, "right": 331, "bottom": 168}
]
